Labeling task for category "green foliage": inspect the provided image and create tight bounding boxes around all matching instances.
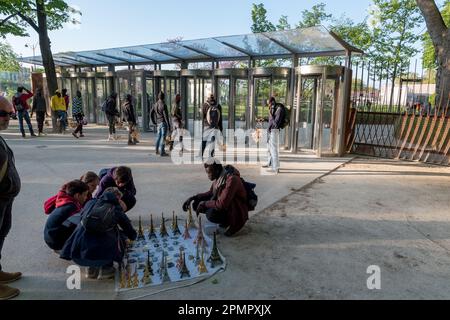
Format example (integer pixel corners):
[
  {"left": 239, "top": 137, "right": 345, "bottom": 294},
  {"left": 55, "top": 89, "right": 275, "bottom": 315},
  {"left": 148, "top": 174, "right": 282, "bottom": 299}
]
[
  {"left": 276, "top": 15, "right": 290, "bottom": 31},
  {"left": 367, "top": 0, "right": 423, "bottom": 79},
  {"left": 297, "top": 2, "right": 332, "bottom": 28},
  {"left": 0, "top": 42, "right": 19, "bottom": 71},
  {"left": 422, "top": 1, "right": 450, "bottom": 69},
  {"left": 251, "top": 3, "right": 275, "bottom": 33},
  {"left": 0, "top": 0, "right": 81, "bottom": 37}
]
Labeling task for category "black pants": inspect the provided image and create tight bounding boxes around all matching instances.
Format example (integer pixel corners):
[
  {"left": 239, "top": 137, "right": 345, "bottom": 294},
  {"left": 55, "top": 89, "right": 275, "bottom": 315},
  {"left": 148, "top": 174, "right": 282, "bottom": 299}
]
[
  {"left": 74, "top": 114, "right": 83, "bottom": 135},
  {"left": 106, "top": 115, "right": 116, "bottom": 135},
  {"left": 205, "top": 208, "right": 227, "bottom": 226},
  {"left": 36, "top": 111, "right": 45, "bottom": 133},
  {"left": 0, "top": 198, "right": 14, "bottom": 271}
]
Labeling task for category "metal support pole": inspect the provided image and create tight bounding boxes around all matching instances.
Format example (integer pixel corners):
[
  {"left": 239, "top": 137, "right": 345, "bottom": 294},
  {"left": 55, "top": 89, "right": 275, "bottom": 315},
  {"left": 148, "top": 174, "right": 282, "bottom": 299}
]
[{"left": 336, "top": 51, "right": 353, "bottom": 156}]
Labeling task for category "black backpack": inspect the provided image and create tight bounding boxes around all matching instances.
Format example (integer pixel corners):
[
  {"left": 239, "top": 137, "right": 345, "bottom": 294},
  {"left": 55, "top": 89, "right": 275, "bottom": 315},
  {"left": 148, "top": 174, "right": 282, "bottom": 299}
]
[
  {"left": 81, "top": 197, "right": 116, "bottom": 233},
  {"left": 206, "top": 103, "right": 221, "bottom": 128},
  {"left": 241, "top": 179, "right": 258, "bottom": 211},
  {"left": 276, "top": 103, "right": 291, "bottom": 129}
]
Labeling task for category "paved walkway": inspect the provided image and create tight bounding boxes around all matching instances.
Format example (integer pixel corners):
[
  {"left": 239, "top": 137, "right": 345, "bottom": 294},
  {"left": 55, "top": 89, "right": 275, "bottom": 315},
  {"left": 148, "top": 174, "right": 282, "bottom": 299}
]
[{"left": 1, "top": 124, "right": 351, "bottom": 300}]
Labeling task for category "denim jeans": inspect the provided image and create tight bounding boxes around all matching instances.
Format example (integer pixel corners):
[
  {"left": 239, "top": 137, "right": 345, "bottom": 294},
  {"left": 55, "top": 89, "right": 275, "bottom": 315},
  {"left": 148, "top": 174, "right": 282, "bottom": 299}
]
[
  {"left": 156, "top": 123, "right": 168, "bottom": 154},
  {"left": 0, "top": 198, "right": 14, "bottom": 271},
  {"left": 56, "top": 110, "right": 67, "bottom": 132},
  {"left": 267, "top": 130, "right": 280, "bottom": 170},
  {"left": 17, "top": 110, "right": 34, "bottom": 136}
]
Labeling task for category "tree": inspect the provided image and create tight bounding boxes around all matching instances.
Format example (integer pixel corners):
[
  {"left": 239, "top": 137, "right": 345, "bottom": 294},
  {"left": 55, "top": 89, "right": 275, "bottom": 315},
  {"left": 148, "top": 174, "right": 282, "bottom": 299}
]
[
  {"left": 417, "top": 0, "right": 450, "bottom": 111},
  {"left": 0, "top": 0, "right": 80, "bottom": 95},
  {"left": 0, "top": 42, "right": 19, "bottom": 71},
  {"left": 251, "top": 3, "right": 275, "bottom": 33},
  {"left": 368, "top": 0, "right": 423, "bottom": 110},
  {"left": 297, "top": 3, "right": 332, "bottom": 28},
  {"left": 276, "top": 15, "right": 291, "bottom": 31}
]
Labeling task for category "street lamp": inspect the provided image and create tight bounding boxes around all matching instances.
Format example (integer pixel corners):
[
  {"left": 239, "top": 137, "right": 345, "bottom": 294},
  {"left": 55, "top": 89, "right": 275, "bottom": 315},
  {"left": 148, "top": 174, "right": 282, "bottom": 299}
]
[{"left": 25, "top": 42, "right": 39, "bottom": 71}]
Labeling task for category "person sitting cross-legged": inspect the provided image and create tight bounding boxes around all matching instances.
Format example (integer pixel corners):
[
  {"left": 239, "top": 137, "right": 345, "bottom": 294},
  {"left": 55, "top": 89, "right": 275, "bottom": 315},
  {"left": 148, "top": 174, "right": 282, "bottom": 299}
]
[
  {"left": 182, "top": 160, "right": 249, "bottom": 237},
  {"left": 60, "top": 188, "right": 137, "bottom": 280}
]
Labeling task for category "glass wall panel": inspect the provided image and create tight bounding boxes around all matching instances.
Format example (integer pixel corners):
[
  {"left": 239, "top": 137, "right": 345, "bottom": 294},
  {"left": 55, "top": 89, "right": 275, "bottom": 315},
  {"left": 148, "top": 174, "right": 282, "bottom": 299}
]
[
  {"left": 96, "top": 78, "right": 107, "bottom": 124},
  {"left": 218, "top": 78, "right": 230, "bottom": 131},
  {"left": 235, "top": 79, "right": 248, "bottom": 130},
  {"left": 254, "top": 78, "right": 271, "bottom": 128}
]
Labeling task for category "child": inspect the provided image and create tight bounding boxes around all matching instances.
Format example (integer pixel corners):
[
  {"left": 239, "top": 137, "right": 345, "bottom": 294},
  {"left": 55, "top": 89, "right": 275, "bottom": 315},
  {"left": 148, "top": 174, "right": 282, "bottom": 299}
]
[
  {"left": 43, "top": 180, "right": 89, "bottom": 251},
  {"left": 80, "top": 171, "right": 100, "bottom": 200},
  {"left": 60, "top": 188, "right": 137, "bottom": 280}
]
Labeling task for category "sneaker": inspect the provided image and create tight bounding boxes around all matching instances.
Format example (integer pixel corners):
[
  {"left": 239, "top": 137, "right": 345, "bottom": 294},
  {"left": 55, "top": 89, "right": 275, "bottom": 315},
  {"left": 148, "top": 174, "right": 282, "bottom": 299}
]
[
  {"left": 156, "top": 150, "right": 160, "bottom": 155},
  {"left": 128, "top": 141, "right": 136, "bottom": 146},
  {"left": 97, "top": 266, "right": 115, "bottom": 280},
  {"left": 86, "top": 267, "right": 99, "bottom": 279},
  {"left": 72, "top": 132, "right": 79, "bottom": 139},
  {"left": 261, "top": 165, "right": 270, "bottom": 169},
  {"left": 107, "top": 135, "right": 113, "bottom": 141},
  {"left": 0, "top": 271, "right": 22, "bottom": 284},
  {"left": 79, "top": 134, "right": 85, "bottom": 138},
  {"left": 31, "top": 133, "right": 37, "bottom": 137},
  {"left": 21, "top": 134, "right": 26, "bottom": 138},
  {"left": 160, "top": 152, "right": 170, "bottom": 157},
  {"left": 0, "top": 284, "right": 20, "bottom": 300}
]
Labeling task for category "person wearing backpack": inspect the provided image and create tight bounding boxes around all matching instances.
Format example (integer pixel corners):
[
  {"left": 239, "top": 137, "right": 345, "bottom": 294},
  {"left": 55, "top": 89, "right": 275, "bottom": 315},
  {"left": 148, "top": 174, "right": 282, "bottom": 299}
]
[
  {"left": 263, "top": 97, "right": 285, "bottom": 174},
  {"left": 31, "top": 88, "right": 47, "bottom": 137},
  {"left": 60, "top": 190, "right": 137, "bottom": 280},
  {"left": 12, "top": 87, "right": 36, "bottom": 138},
  {"left": 182, "top": 160, "right": 250, "bottom": 237},
  {"left": 152, "top": 92, "right": 171, "bottom": 157},
  {"left": 122, "top": 94, "right": 138, "bottom": 146},
  {"left": 43, "top": 180, "right": 90, "bottom": 252},
  {"left": 71, "top": 91, "right": 85, "bottom": 139},
  {"left": 104, "top": 93, "right": 119, "bottom": 141},
  {"left": 202, "top": 94, "right": 223, "bottom": 159},
  {"left": 0, "top": 96, "right": 22, "bottom": 300}
]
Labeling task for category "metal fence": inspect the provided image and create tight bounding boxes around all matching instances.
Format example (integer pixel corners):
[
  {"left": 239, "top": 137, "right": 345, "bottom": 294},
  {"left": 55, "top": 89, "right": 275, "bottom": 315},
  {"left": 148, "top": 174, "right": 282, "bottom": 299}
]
[{"left": 349, "top": 58, "right": 450, "bottom": 165}]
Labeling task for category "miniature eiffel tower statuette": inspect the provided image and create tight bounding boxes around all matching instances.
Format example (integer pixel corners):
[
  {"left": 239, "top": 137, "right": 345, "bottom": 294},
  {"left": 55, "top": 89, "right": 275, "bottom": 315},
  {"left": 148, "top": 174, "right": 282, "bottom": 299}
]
[
  {"left": 176, "top": 247, "right": 184, "bottom": 271},
  {"left": 137, "top": 216, "right": 145, "bottom": 240},
  {"left": 142, "top": 262, "right": 152, "bottom": 285},
  {"left": 172, "top": 211, "right": 176, "bottom": 230},
  {"left": 187, "top": 205, "right": 196, "bottom": 229},
  {"left": 198, "top": 249, "right": 208, "bottom": 274},
  {"left": 159, "top": 251, "right": 166, "bottom": 276},
  {"left": 172, "top": 215, "right": 181, "bottom": 236},
  {"left": 126, "top": 271, "right": 132, "bottom": 288},
  {"left": 179, "top": 252, "right": 191, "bottom": 279},
  {"left": 194, "top": 243, "right": 200, "bottom": 266},
  {"left": 148, "top": 214, "right": 157, "bottom": 239},
  {"left": 119, "top": 265, "right": 127, "bottom": 289},
  {"left": 159, "top": 213, "right": 169, "bottom": 237},
  {"left": 183, "top": 220, "right": 191, "bottom": 240},
  {"left": 207, "top": 232, "right": 223, "bottom": 268},
  {"left": 194, "top": 216, "right": 207, "bottom": 249},
  {"left": 132, "top": 271, "right": 139, "bottom": 288},
  {"left": 147, "top": 251, "right": 154, "bottom": 276},
  {"left": 161, "top": 256, "right": 171, "bottom": 283}
]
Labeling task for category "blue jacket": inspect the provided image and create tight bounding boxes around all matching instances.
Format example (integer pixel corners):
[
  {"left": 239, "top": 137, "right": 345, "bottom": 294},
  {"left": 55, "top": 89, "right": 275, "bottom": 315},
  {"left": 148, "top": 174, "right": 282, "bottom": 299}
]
[
  {"left": 44, "top": 202, "right": 79, "bottom": 251},
  {"left": 60, "top": 193, "right": 137, "bottom": 267}
]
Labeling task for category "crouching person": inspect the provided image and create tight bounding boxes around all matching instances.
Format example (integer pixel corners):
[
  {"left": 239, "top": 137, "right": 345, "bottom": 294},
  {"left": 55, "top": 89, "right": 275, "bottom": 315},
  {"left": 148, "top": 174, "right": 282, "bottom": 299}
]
[
  {"left": 44, "top": 180, "right": 89, "bottom": 252},
  {"left": 182, "top": 160, "right": 250, "bottom": 237},
  {"left": 60, "top": 188, "right": 137, "bottom": 280}
]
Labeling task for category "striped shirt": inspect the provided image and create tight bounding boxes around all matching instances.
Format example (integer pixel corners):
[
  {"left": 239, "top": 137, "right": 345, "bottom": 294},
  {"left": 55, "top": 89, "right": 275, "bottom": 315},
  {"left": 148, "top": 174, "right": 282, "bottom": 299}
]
[{"left": 72, "top": 96, "right": 83, "bottom": 115}]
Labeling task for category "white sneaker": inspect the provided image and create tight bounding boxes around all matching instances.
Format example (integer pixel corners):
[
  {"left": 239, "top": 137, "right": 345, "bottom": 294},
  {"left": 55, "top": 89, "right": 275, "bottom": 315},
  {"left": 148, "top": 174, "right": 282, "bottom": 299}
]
[{"left": 107, "top": 135, "right": 113, "bottom": 141}]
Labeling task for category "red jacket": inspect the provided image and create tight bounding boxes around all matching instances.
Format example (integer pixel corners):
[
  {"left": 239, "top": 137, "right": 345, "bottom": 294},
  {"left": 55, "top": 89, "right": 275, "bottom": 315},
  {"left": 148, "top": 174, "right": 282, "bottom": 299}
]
[
  {"left": 196, "top": 167, "right": 249, "bottom": 236},
  {"left": 12, "top": 91, "right": 33, "bottom": 112},
  {"left": 44, "top": 191, "right": 83, "bottom": 215}
]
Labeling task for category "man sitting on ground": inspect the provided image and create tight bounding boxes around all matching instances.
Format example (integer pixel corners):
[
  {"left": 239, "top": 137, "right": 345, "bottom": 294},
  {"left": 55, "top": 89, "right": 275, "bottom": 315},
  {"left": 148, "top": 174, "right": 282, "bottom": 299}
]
[{"left": 182, "top": 160, "right": 249, "bottom": 236}]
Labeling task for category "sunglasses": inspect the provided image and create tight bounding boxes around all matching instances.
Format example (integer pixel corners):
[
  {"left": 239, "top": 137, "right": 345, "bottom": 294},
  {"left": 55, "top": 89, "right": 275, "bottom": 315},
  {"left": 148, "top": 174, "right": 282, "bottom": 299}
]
[{"left": 0, "top": 110, "right": 13, "bottom": 117}]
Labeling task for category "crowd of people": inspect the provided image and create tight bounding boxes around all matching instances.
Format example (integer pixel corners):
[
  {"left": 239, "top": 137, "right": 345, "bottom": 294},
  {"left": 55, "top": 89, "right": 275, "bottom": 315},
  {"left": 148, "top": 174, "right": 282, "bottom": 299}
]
[{"left": 0, "top": 87, "right": 287, "bottom": 300}]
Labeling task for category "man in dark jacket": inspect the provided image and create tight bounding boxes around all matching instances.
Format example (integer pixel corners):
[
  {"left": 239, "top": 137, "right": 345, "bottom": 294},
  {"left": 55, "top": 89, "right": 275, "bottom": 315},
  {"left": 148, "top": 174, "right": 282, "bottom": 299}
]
[
  {"left": 171, "top": 94, "right": 184, "bottom": 152},
  {"left": 44, "top": 180, "right": 89, "bottom": 251},
  {"left": 94, "top": 167, "right": 136, "bottom": 212},
  {"left": 122, "top": 94, "right": 138, "bottom": 146},
  {"left": 0, "top": 96, "right": 22, "bottom": 300},
  {"left": 152, "top": 92, "right": 171, "bottom": 156},
  {"left": 182, "top": 160, "right": 248, "bottom": 237},
  {"left": 104, "top": 93, "right": 119, "bottom": 141},
  {"left": 263, "top": 97, "right": 284, "bottom": 174},
  {"left": 202, "top": 94, "right": 223, "bottom": 159},
  {"left": 13, "top": 86, "right": 36, "bottom": 138},
  {"left": 60, "top": 191, "right": 137, "bottom": 280},
  {"left": 31, "top": 88, "right": 47, "bottom": 136}
]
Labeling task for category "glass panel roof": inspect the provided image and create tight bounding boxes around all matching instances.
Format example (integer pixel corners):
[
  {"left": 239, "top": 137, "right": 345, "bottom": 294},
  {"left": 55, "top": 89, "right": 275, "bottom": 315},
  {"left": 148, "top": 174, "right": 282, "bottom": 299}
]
[{"left": 20, "top": 26, "right": 361, "bottom": 67}]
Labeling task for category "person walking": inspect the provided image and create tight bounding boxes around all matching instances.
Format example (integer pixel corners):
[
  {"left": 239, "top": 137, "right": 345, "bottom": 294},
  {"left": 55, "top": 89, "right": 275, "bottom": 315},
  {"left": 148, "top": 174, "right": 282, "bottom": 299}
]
[
  {"left": 104, "top": 93, "right": 119, "bottom": 141},
  {"left": 201, "top": 94, "right": 223, "bottom": 159},
  {"left": 12, "top": 87, "right": 36, "bottom": 138},
  {"left": 31, "top": 88, "right": 47, "bottom": 136},
  {"left": 263, "top": 97, "right": 285, "bottom": 174},
  {"left": 50, "top": 90, "right": 67, "bottom": 134},
  {"left": 62, "top": 89, "right": 70, "bottom": 130},
  {"left": 171, "top": 93, "right": 184, "bottom": 153},
  {"left": 152, "top": 92, "right": 171, "bottom": 156},
  {"left": 0, "top": 96, "right": 23, "bottom": 300},
  {"left": 122, "top": 94, "right": 138, "bottom": 146},
  {"left": 72, "top": 91, "right": 85, "bottom": 139}
]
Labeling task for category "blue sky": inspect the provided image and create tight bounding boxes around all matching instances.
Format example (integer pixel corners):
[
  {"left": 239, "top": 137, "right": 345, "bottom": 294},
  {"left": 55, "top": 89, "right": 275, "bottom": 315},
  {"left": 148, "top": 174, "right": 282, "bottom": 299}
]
[{"left": 7, "top": 0, "right": 375, "bottom": 57}]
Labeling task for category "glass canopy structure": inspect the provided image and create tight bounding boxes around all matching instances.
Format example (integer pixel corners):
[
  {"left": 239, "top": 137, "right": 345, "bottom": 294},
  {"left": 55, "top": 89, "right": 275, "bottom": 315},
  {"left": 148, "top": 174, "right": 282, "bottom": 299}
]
[{"left": 21, "top": 26, "right": 362, "bottom": 67}]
